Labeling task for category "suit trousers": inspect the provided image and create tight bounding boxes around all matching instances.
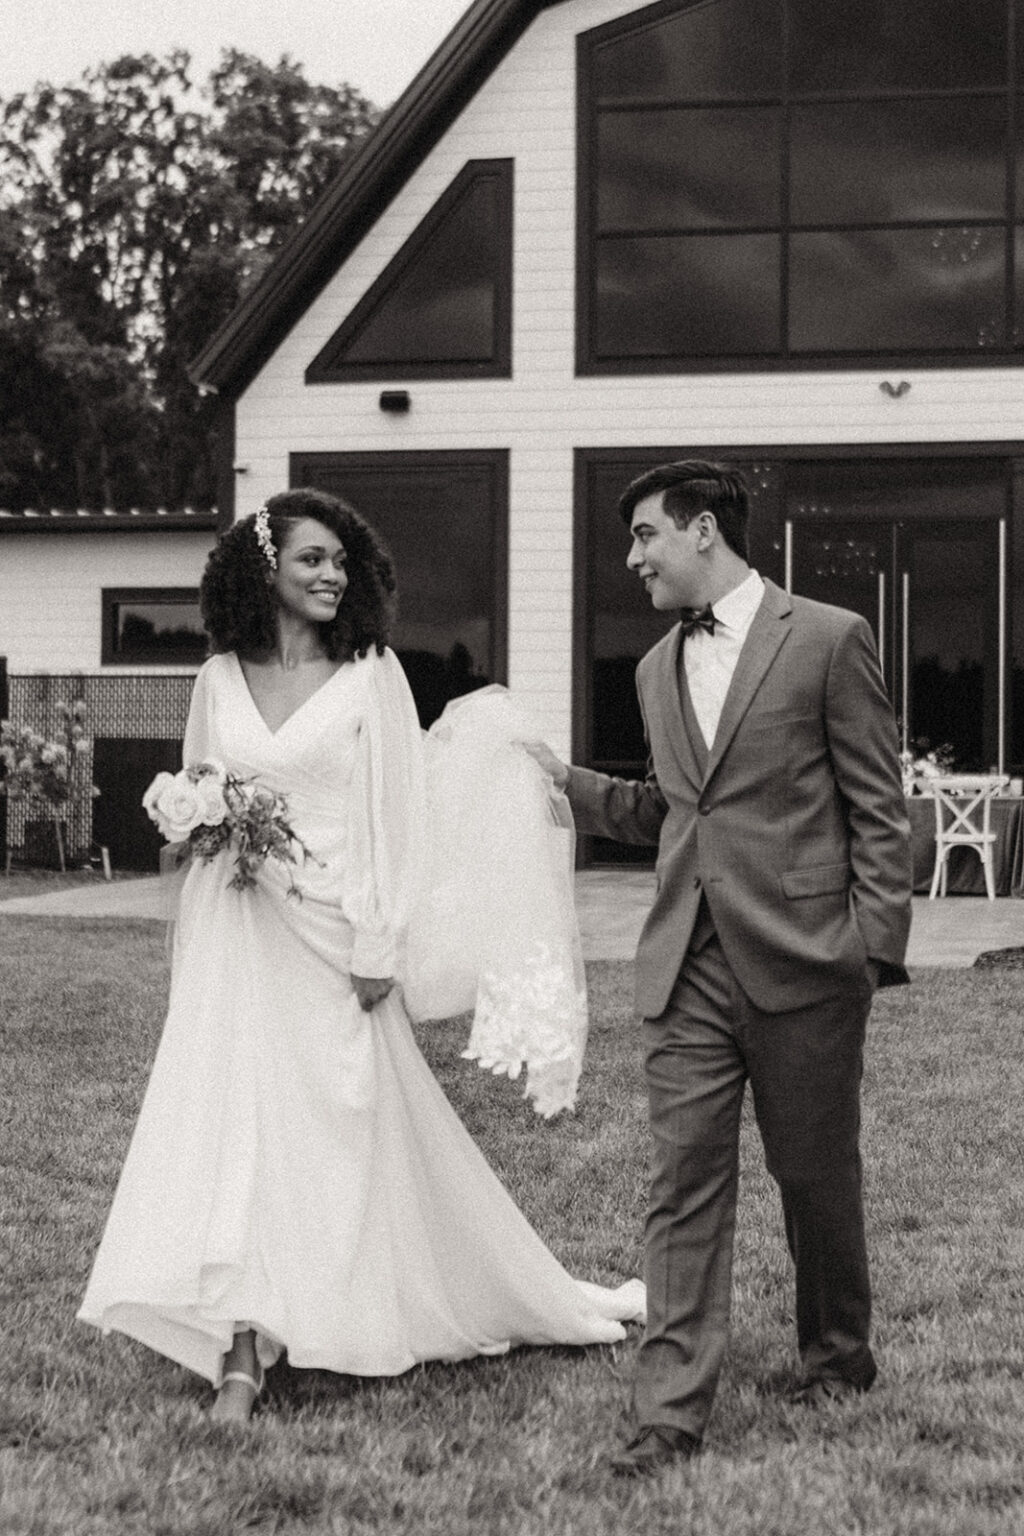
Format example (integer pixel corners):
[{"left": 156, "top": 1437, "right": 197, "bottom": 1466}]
[{"left": 634, "top": 921, "right": 876, "bottom": 1439}]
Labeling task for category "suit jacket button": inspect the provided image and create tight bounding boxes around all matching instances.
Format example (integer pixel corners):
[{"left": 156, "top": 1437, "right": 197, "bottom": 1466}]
[
  {"left": 693, "top": 877, "right": 701, "bottom": 889},
  {"left": 699, "top": 804, "right": 711, "bottom": 816}
]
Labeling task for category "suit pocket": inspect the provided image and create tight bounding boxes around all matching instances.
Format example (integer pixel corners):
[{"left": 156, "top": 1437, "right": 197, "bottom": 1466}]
[{"left": 781, "top": 862, "right": 850, "bottom": 899}]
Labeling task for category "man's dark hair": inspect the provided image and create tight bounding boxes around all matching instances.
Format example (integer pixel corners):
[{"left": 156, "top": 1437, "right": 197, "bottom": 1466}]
[
  {"left": 618, "top": 460, "right": 750, "bottom": 561},
  {"left": 200, "top": 487, "right": 396, "bottom": 661}
]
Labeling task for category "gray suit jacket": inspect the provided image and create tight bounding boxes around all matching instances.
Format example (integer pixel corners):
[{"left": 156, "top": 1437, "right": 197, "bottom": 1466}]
[{"left": 567, "top": 579, "right": 913, "bottom": 1017}]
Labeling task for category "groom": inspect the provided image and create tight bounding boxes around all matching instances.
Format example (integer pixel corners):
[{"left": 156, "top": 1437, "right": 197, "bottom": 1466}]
[{"left": 528, "top": 460, "right": 912, "bottom": 1476}]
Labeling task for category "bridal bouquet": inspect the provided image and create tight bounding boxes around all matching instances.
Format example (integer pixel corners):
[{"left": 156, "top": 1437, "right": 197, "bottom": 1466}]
[{"left": 143, "top": 761, "right": 315, "bottom": 895}]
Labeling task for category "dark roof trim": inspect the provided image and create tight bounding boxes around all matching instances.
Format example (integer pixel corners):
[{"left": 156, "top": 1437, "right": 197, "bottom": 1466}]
[
  {"left": 0, "top": 510, "right": 218, "bottom": 535},
  {"left": 188, "top": 0, "right": 558, "bottom": 399}
]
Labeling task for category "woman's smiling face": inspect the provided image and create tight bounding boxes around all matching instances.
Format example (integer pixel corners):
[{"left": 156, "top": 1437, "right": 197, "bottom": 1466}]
[{"left": 272, "top": 518, "right": 348, "bottom": 626}]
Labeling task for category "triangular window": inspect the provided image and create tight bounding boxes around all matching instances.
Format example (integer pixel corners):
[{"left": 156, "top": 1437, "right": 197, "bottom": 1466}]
[{"left": 307, "top": 159, "right": 512, "bottom": 381}]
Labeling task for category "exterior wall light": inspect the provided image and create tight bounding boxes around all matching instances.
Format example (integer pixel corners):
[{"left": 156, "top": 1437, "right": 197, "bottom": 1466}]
[{"left": 379, "top": 390, "right": 411, "bottom": 413}]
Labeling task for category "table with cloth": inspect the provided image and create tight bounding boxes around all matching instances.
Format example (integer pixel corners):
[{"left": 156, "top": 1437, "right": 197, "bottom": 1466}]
[{"left": 906, "top": 794, "right": 1024, "bottom": 896}]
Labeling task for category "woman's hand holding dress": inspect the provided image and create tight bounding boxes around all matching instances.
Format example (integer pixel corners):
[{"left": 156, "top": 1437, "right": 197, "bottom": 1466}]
[{"left": 351, "top": 974, "right": 395, "bottom": 1011}]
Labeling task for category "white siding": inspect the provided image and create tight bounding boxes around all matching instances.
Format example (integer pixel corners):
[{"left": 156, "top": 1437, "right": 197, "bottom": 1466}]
[
  {"left": 0, "top": 533, "right": 215, "bottom": 673},
  {"left": 234, "top": 0, "right": 1024, "bottom": 754}
]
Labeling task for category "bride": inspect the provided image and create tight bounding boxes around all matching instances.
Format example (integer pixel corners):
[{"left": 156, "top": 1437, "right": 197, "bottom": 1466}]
[{"left": 77, "top": 487, "right": 644, "bottom": 1422}]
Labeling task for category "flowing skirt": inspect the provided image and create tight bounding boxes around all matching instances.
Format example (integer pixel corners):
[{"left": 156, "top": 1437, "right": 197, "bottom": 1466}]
[{"left": 78, "top": 856, "right": 643, "bottom": 1384}]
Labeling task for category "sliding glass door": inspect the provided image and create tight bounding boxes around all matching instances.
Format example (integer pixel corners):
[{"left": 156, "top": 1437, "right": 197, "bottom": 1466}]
[{"left": 788, "top": 458, "right": 1005, "bottom": 770}]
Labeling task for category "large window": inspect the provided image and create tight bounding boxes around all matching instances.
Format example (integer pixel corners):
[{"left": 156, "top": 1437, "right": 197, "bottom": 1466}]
[
  {"left": 101, "top": 589, "right": 206, "bottom": 666},
  {"left": 579, "top": 0, "right": 1024, "bottom": 370}
]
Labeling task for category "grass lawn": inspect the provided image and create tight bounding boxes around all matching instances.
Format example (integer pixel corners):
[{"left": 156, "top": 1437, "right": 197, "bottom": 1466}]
[{"left": 1, "top": 916, "right": 1023, "bottom": 1535}]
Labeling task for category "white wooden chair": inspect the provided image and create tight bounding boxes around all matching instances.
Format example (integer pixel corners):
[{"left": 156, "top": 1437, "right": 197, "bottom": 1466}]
[{"left": 928, "top": 775, "right": 1010, "bottom": 900}]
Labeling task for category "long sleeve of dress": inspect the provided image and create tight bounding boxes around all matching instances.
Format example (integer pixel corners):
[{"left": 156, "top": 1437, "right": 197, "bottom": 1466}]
[
  {"left": 156, "top": 658, "right": 217, "bottom": 923},
  {"left": 182, "top": 659, "right": 215, "bottom": 768},
  {"left": 342, "top": 649, "right": 428, "bottom": 979}
]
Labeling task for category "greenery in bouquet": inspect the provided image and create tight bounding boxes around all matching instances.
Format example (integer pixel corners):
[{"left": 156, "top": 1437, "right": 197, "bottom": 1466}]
[
  {"left": 143, "top": 762, "right": 317, "bottom": 896},
  {"left": 0, "top": 700, "right": 98, "bottom": 807},
  {"left": 899, "top": 737, "right": 956, "bottom": 794}
]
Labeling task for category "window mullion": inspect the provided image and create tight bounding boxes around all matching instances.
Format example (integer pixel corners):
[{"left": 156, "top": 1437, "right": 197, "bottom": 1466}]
[
  {"left": 780, "top": 0, "right": 792, "bottom": 360},
  {"left": 1008, "top": 0, "right": 1017, "bottom": 348}
]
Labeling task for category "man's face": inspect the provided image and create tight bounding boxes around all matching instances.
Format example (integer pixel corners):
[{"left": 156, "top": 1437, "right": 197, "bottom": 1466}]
[{"left": 626, "top": 491, "right": 706, "bottom": 610}]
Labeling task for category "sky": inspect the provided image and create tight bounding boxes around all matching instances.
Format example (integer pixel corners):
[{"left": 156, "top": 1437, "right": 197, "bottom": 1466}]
[{"left": 0, "top": 0, "right": 472, "bottom": 108}]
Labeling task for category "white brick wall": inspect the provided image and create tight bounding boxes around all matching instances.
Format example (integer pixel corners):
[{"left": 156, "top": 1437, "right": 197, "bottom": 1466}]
[
  {"left": 233, "top": 0, "right": 1024, "bottom": 754},
  {"left": 0, "top": 533, "right": 215, "bottom": 673}
]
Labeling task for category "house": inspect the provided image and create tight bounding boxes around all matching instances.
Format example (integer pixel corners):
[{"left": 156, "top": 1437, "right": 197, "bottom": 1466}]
[
  {"left": 189, "top": 0, "right": 1024, "bottom": 847},
  {"left": 0, "top": 508, "right": 219, "bottom": 866},
  {"left": 8, "top": 0, "right": 1024, "bottom": 868}
]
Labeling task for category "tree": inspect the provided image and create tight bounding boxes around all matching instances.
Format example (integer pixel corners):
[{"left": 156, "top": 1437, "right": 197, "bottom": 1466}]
[{"left": 0, "top": 51, "right": 378, "bottom": 511}]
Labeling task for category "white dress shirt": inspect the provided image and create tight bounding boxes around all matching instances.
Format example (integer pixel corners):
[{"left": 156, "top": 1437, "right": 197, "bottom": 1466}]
[{"left": 683, "top": 569, "right": 765, "bottom": 749}]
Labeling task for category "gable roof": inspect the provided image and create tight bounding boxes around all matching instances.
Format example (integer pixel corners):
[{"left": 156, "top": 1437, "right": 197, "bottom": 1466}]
[{"left": 189, "top": 0, "right": 563, "bottom": 399}]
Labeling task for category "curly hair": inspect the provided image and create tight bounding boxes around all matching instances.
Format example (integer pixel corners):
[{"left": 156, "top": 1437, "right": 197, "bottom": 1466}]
[{"left": 199, "top": 488, "right": 397, "bottom": 661}]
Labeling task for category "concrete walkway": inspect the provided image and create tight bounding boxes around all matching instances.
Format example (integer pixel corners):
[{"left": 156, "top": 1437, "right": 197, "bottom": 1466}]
[
  {"left": 574, "top": 872, "right": 1023, "bottom": 966},
  {"left": 2, "top": 868, "right": 1021, "bottom": 966}
]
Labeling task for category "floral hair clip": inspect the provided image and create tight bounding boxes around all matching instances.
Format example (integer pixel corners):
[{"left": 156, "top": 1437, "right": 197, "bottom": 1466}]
[{"left": 254, "top": 504, "right": 277, "bottom": 571}]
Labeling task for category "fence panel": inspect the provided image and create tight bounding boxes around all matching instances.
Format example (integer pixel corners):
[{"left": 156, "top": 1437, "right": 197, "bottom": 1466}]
[{"left": 6, "top": 673, "right": 194, "bottom": 869}]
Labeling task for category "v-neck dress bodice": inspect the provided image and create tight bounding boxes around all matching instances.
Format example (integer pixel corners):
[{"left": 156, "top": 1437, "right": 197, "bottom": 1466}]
[
  {"left": 78, "top": 647, "right": 643, "bottom": 1385},
  {"left": 182, "top": 650, "right": 417, "bottom": 977}
]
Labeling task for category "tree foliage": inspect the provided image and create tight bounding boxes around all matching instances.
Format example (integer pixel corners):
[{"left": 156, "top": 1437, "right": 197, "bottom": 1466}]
[{"left": 0, "top": 51, "right": 378, "bottom": 510}]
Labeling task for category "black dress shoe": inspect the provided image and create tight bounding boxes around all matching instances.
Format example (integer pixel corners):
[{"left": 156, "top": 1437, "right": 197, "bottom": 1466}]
[
  {"left": 609, "top": 1425, "right": 700, "bottom": 1478},
  {"left": 786, "top": 1375, "right": 870, "bottom": 1408}
]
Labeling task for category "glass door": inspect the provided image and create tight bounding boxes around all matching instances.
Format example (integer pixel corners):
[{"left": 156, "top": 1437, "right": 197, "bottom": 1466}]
[
  {"left": 789, "top": 457, "right": 1006, "bottom": 772},
  {"left": 789, "top": 520, "right": 892, "bottom": 673},
  {"left": 897, "top": 519, "right": 1001, "bottom": 772}
]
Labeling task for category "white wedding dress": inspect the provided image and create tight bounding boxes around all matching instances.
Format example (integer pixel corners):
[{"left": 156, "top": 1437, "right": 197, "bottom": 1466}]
[{"left": 78, "top": 648, "right": 643, "bottom": 1385}]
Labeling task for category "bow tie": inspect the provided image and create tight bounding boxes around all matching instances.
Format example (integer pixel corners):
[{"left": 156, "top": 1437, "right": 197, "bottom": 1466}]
[{"left": 680, "top": 604, "right": 718, "bottom": 639}]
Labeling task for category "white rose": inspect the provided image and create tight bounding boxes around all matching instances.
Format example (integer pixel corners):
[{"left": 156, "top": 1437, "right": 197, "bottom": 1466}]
[
  {"left": 142, "top": 771, "right": 175, "bottom": 821},
  {"left": 194, "top": 775, "right": 228, "bottom": 827},
  {"left": 146, "top": 771, "right": 205, "bottom": 840}
]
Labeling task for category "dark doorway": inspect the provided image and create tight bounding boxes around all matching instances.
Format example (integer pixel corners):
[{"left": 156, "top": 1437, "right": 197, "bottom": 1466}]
[
  {"left": 291, "top": 450, "right": 508, "bottom": 728},
  {"left": 92, "top": 739, "right": 182, "bottom": 871}
]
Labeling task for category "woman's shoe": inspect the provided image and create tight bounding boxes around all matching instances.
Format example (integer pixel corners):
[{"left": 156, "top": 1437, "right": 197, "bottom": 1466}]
[{"left": 210, "top": 1366, "right": 266, "bottom": 1424}]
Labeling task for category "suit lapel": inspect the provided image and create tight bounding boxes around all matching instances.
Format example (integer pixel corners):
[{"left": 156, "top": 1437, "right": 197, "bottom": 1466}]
[
  {"left": 703, "top": 580, "right": 793, "bottom": 784},
  {"left": 656, "top": 623, "right": 703, "bottom": 793}
]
